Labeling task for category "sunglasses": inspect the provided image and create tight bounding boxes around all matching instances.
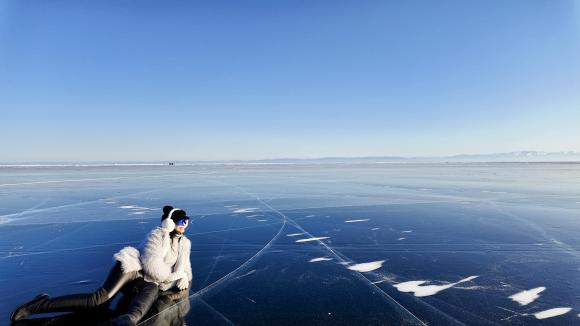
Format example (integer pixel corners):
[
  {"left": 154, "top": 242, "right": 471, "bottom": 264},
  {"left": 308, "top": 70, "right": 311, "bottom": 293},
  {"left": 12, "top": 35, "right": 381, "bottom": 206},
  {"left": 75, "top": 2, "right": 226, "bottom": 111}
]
[{"left": 176, "top": 219, "right": 189, "bottom": 226}]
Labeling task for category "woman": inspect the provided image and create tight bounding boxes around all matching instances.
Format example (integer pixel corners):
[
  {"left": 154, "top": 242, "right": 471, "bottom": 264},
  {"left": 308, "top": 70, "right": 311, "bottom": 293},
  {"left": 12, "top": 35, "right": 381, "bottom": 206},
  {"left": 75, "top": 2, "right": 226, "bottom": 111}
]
[{"left": 10, "top": 206, "right": 193, "bottom": 325}]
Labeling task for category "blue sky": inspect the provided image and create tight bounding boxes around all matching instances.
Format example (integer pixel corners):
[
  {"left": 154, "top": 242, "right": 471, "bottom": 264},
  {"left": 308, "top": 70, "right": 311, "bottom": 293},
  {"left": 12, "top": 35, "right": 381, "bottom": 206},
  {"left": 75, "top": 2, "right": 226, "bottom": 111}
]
[{"left": 1, "top": 0, "right": 579, "bottom": 162}]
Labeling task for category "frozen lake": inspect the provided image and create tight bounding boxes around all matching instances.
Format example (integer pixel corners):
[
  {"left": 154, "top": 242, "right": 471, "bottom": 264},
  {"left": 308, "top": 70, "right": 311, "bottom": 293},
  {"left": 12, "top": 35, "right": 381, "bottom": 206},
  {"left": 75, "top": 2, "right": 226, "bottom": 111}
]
[{"left": 1, "top": 163, "right": 579, "bottom": 325}]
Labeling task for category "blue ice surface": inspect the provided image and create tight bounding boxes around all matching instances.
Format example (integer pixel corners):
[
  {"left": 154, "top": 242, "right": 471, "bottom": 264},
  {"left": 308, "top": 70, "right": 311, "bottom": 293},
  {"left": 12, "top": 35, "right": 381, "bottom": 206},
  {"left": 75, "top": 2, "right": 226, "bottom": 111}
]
[{"left": 1, "top": 163, "right": 580, "bottom": 325}]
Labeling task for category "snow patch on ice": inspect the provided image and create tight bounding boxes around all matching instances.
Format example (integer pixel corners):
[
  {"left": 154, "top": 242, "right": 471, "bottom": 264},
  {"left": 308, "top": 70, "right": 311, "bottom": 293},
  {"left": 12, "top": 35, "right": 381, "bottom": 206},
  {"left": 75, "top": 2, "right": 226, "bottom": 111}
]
[
  {"left": 296, "top": 237, "right": 330, "bottom": 243},
  {"left": 232, "top": 208, "right": 259, "bottom": 213},
  {"left": 534, "top": 307, "right": 572, "bottom": 320},
  {"left": 309, "top": 257, "right": 333, "bottom": 263},
  {"left": 130, "top": 211, "right": 147, "bottom": 215},
  {"left": 455, "top": 285, "right": 484, "bottom": 290},
  {"left": 71, "top": 280, "right": 93, "bottom": 285},
  {"left": 305, "top": 214, "right": 316, "bottom": 217},
  {"left": 0, "top": 217, "right": 14, "bottom": 225},
  {"left": 509, "top": 287, "right": 546, "bottom": 306},
  {"left": 287, "top": 232, "right": 306, "bottom": 237},
  {"left": 402, "top": 230, "right": 413, "bottom": 233},
  {"left": 397, "top": 237, "right": 406, "bottom": 241},
  {"left": 371, "top": 227, "right": 380, "bottom": 231},
  {"left": 371, "top": 277, "right": 395, "bottom": 284},
  {"left": 347, "top": 260, "right": 385, "bottom": 272},
  {"left": 344, "top": 219, "right": 370, "bottom": 223},
  {"left": 230, "top": 269, "right": 257, "bottom": 281},
  {"left": 119, "top": 205, "right": 152, "bottom": 211},
  {"left": 394, "top": 276, "right": 478, "bottom": 297}
]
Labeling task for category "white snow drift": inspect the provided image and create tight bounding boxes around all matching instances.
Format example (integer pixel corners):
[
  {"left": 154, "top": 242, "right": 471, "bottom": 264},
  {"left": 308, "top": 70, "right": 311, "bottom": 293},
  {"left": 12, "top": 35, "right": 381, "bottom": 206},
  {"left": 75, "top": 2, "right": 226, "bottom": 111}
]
[
  {"left": 509, "top": 287, "right": 546, "bottom": 306},
  {"left": 394, "top": 276, "right": 479, "bottom": 297},
  {"left": 296, "top": 237, "right": 330, "bottom": 243},
  {"left": 347, "top": 260, "right": 386, "bottom": 272}
]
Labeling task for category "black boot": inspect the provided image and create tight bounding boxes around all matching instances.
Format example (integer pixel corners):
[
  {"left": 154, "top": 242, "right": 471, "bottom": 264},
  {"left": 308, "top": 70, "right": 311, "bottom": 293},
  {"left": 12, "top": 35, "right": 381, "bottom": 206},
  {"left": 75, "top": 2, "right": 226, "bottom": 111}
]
[
  {"left": 10, "top": 293, "right": 50, "bottom": 322},
  {"left": 10, "top": 262, "right": 138, "bottom": 323},
  {"left": 10, "top": 287, "right": 110, "bottom": 323}
]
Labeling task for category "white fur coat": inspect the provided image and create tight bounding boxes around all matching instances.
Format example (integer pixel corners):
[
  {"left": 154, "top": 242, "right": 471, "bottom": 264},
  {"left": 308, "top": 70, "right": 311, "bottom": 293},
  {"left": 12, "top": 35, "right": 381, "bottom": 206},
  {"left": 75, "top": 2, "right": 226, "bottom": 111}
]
[{"left": 114, "top": 218, "right": 193, "bottom": 291}]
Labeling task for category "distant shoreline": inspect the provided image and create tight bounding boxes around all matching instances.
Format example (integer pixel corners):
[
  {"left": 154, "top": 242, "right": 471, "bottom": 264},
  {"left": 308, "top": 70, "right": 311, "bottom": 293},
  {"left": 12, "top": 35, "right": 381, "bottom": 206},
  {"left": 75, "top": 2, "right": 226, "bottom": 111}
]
[
  {"left": 1, "top": 161, "right": 580, "bottom": 168},
  {"left": 3, "top": 151, "right": 580, "bottom": 167}
]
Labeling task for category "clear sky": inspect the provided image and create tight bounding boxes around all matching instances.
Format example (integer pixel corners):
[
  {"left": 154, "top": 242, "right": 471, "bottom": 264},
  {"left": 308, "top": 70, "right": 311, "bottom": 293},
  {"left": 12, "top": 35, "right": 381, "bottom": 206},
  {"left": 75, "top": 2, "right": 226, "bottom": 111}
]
[{"left": 1, "top": 0, "right": 579, "bottom": 162}]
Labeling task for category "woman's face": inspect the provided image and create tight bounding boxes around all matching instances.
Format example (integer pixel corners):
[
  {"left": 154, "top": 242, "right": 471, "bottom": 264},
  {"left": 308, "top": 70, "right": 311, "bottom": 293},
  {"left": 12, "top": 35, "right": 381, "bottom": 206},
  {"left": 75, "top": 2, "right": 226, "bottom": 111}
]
[{"left": 174, "top": 219, "right": 189, "bottom": 234}]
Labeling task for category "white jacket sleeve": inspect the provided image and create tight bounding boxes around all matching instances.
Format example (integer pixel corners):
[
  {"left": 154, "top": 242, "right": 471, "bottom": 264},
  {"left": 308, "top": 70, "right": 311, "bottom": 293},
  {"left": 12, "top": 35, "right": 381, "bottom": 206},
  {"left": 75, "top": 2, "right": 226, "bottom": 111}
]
[
  {"left": 141, "top": 220, "right": 174, "bottom": 283},
  {"left": 182, "top": 238, "right": 193, "bottom": 281}
]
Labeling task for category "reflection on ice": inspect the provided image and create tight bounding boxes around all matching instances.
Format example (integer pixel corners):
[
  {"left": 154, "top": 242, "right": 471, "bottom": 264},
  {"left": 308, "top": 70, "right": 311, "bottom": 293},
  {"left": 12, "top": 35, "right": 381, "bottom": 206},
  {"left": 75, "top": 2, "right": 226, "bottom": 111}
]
[{"left": 344, "top": 219, "right": 370, "bottom": 223}]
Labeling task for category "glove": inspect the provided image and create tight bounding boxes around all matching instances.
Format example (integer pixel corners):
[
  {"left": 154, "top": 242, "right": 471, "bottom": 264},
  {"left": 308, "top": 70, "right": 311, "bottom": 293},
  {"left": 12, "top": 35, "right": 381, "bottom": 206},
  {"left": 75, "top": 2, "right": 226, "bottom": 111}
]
[
  {"left": 176, "top": 277, "right": 189, "bottom": 290},
  {"left": 166, "top": 270, "right": 186, "bottom": 282}
]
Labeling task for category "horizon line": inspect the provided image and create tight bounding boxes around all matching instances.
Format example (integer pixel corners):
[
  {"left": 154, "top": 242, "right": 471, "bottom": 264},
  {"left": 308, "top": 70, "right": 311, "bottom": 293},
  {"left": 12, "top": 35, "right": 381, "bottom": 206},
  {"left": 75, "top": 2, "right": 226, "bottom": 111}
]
[{"left": 2, "top": 150, "right": 580, "bottom": 166}]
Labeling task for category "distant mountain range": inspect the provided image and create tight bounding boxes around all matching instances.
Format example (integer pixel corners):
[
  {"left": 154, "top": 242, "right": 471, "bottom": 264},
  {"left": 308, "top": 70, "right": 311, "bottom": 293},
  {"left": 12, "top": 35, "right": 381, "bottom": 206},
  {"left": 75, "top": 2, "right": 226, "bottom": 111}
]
[
  {"left": 3, "top": 151, "right": 580, "bottom": 166},
  {"left": 224, "top": 151, "right": 580, "bottom": 164}
]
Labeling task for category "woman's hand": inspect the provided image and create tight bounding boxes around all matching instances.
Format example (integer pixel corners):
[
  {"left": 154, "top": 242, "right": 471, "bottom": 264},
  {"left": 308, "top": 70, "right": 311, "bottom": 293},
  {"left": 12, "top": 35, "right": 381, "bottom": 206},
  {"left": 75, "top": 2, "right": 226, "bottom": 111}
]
[
  {"left": 176, "top": 277, "right": 189, "bottom": 290},
  {"left": 166, "top": 270, "right": 187, "bottom": 282}
]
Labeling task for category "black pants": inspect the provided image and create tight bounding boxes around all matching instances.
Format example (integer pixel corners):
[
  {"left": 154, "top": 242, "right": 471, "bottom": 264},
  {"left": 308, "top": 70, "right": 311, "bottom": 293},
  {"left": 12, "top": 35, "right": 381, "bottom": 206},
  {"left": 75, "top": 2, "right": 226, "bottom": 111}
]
[{"left": 32, "top": 262, "right": 158, "bottom": 322}]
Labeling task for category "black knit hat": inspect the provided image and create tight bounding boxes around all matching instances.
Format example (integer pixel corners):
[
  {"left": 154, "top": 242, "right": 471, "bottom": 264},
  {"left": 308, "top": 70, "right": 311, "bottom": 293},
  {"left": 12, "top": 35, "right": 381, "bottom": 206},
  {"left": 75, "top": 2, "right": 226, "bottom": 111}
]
[{"left": 161, "top": 205, "right": 189, "bottom": 223}]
